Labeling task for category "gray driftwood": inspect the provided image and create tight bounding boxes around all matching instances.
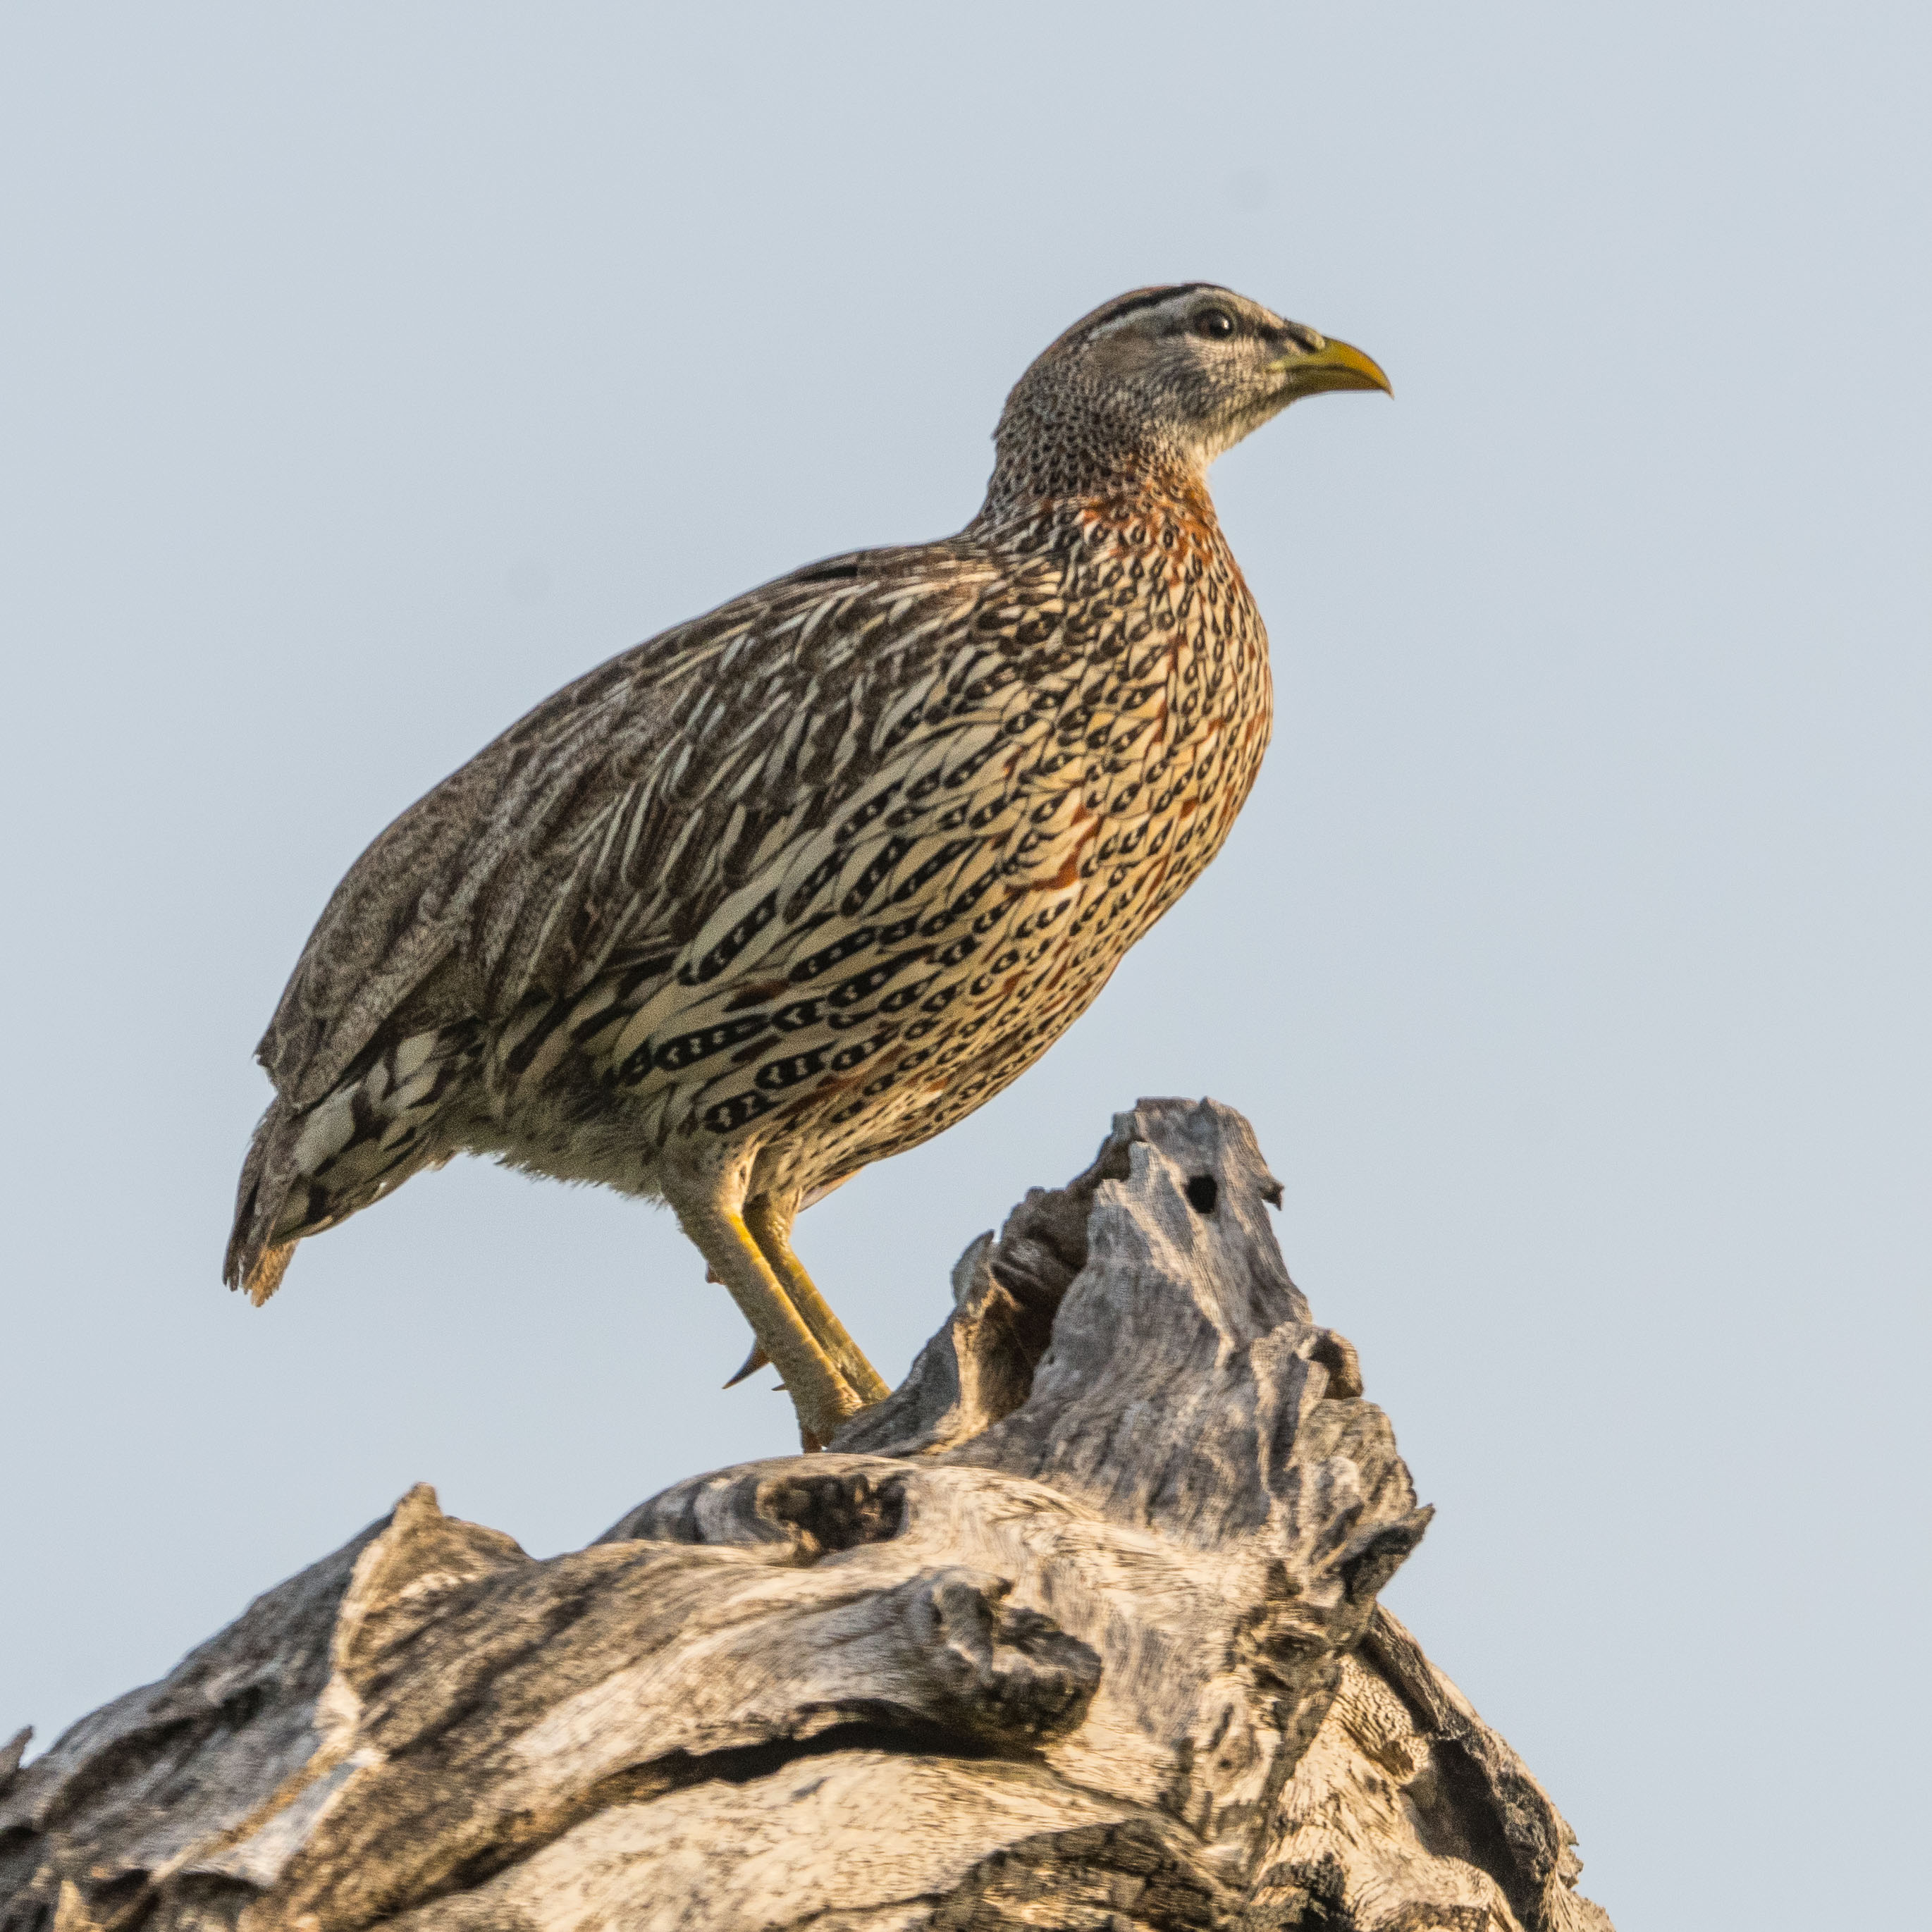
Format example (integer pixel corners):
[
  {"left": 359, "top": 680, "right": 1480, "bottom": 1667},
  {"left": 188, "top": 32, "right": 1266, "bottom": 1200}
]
[{"left": 0, "top": 1100, "right": 1611, "bottom": 1931}]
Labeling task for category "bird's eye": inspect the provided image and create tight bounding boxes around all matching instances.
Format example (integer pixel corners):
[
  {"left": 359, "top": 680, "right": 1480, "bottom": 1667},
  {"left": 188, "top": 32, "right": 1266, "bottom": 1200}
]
[{"left": 1193, "top": 308, "right": 1236, "bottom": 340}]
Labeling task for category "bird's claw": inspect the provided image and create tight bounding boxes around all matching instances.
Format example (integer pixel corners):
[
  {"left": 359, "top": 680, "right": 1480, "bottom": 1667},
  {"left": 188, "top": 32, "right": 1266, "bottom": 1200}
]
[{"left": 722, "top": 1339, "right": 770, "bottom": 1389}]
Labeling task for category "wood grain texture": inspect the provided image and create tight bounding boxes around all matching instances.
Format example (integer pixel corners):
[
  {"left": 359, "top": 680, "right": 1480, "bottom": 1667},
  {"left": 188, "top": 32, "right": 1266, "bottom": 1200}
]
[{"left": 2, "top": 1101, "right": 1610, "bottom": 1931}]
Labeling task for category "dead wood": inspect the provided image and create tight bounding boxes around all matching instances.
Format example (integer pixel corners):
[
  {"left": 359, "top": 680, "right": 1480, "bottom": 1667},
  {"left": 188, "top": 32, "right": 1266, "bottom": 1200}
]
[{"left": 0, "top": 1100, "right": 1610, "bottom": 1931}]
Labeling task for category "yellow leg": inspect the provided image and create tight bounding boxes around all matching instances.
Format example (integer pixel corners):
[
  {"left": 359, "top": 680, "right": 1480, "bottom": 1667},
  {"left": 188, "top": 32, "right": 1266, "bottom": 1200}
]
[
  {"left": 662, "top": 1176, "right": 861, "bottom": 1447},
  {"left": 744, "top": 1198, "right": 892, "bottom": 1406}
]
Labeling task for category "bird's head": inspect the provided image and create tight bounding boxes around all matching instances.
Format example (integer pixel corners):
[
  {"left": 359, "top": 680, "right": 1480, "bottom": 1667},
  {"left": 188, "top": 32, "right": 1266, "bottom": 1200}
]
[{"left": 986, "top": 283, "right": 1388, "bottom": 508}]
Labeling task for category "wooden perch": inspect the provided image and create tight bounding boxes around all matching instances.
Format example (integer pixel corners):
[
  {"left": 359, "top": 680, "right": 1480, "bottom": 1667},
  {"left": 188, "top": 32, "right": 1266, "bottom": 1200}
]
[{"left": 0, "top": 1100, "right": 1611, "bottom": 1931}]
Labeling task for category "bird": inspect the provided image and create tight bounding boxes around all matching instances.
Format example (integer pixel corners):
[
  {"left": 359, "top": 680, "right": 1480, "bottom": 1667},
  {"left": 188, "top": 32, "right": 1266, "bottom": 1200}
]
[{"left": 226, "top": 283, "right": 1389, "bottom": 1446}]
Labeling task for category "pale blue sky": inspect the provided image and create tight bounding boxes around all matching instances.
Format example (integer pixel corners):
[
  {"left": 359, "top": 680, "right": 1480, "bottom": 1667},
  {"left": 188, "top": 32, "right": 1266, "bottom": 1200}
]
[{"left": 4, "top": 7, "right": 1928, "bottom": 1926}]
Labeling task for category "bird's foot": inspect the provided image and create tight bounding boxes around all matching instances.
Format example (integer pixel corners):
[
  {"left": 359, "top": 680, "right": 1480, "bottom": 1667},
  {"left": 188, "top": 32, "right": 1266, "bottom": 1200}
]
[{"left": 722, "top": 1341, "right": 871, "bottom": 1452}]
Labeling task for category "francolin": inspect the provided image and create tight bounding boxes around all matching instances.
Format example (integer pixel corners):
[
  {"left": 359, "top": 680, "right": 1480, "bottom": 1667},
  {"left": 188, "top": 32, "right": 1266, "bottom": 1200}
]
[{"left": 227, "top": 284, "right": 1389, "bottom": 1444}]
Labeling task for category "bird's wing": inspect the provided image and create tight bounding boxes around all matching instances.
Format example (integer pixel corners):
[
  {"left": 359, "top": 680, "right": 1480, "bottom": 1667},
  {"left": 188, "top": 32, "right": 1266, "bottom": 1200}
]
[{"left": 258, "top": 538, "right": 1062, "bottom": 1107}]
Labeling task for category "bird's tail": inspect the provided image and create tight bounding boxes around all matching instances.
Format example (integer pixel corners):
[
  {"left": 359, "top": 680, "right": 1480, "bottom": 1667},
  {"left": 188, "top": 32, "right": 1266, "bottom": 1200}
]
[
  {"left": 223, "top": 1023, "right": 484, "bottom": 1305},
  {"left": 224, "top": 1097, "right": 304, "bottom": 1305}
]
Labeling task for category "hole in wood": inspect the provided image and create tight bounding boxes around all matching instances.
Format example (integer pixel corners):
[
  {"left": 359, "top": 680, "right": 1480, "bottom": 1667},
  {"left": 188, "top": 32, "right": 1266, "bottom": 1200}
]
[
  {"left": 765, "top": 1470, "right": 906, "bottom": 1559},
  {"left": 1185, "top": 1174, "right": 1219, "bottom": 1215}
]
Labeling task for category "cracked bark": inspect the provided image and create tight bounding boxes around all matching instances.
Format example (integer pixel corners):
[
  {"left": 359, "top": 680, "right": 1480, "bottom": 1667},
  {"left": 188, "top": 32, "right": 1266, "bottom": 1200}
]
[{"left": 0, "top": 1100, "right": 1611, "bottom": 1932}]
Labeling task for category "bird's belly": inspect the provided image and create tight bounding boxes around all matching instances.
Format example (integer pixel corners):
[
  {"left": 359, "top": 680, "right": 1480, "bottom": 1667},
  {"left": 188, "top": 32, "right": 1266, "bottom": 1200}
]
[
  {"left": 493, "top": 729, "right": 1254, "bottom": 1200},
  {"left": 461, "top": 1085, "right": 674, "bottom": 1198},
  {"left": 776, "top": 708, "right": 1270, "bottom": 1185}
]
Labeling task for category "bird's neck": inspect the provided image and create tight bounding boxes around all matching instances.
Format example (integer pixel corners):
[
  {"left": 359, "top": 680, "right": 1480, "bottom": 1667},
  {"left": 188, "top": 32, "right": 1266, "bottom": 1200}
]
[
  {"left": 973, "top": 453, "right": 1222, "bottom": 546},
  {"left": 976, "top": 398, "right": 1209, "bottom": 527}
]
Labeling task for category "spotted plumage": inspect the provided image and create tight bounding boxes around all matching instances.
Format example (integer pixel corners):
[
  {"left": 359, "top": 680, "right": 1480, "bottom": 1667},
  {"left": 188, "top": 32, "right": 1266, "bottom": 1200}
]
[{"left": 227, "top": 283, "right": 1389, "bottom": 1443}]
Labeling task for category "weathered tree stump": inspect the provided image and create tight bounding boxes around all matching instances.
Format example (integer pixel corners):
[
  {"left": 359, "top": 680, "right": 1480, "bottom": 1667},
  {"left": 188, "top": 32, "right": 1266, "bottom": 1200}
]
[{"left": 0, "top": 1100, "right": 1611, "bottom": 1931}]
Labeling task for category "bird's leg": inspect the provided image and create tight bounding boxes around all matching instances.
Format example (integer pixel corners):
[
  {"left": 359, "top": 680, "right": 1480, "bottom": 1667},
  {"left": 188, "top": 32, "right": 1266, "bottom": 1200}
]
[
  {"left": 660, "top": 1171, "right": 862, "bottom": 1448},
  {"left": 743, "top": 1196, "right": 892, "bottom": 1406}
]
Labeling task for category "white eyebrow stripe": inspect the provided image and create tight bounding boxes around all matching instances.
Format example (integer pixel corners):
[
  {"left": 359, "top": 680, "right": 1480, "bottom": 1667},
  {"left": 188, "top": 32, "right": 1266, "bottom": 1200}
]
[{"left": 1083, "top": 294, "right": 1203, "bottom": 343}]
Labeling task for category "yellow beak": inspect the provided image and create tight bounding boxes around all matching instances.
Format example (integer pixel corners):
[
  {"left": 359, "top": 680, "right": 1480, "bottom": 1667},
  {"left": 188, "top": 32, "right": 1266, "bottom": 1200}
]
[{"left": 1269, "top": 334, "right": 1392, "bottom": 398}]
